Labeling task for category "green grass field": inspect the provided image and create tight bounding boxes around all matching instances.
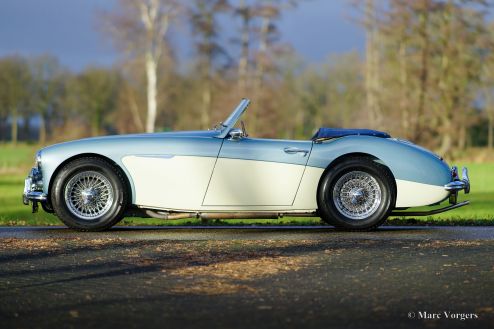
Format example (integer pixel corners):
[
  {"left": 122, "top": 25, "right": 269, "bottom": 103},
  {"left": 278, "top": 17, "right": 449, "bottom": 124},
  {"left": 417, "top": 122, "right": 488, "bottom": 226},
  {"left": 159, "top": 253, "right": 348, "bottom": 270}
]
[{"left": 0, "top": 143, "right": 493, "bottom": 226}]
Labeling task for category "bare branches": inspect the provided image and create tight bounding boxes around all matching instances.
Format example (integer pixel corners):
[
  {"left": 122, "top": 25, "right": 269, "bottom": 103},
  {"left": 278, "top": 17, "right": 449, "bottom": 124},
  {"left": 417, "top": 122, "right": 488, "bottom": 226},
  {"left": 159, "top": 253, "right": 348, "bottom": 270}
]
[{"left": 102, "top": 0, "right": 180, "bottom": 133}]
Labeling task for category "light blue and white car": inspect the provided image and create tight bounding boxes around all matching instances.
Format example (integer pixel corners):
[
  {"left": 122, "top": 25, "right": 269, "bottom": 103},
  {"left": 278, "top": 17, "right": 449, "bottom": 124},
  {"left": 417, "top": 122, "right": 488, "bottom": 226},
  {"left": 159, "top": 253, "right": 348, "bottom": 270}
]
[{"left": 23, "top": 99, "right": 470, "bottom": 231}]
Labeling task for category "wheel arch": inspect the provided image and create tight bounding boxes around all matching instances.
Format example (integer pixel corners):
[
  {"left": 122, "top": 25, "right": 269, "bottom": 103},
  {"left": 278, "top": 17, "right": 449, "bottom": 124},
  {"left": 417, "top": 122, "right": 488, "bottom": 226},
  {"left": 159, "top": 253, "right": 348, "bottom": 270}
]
[
  {"left": 316, "top": 152, "right": 397, "bottom": 205},
  {"left": 47, "top": 153, "right": 134, "bottom": 208}
]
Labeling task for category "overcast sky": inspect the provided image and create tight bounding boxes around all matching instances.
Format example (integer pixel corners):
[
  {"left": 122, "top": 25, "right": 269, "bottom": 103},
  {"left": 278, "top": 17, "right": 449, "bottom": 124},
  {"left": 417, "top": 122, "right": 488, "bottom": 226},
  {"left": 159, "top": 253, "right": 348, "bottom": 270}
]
[{"left": 0, "top": 0, "right": 365, "bottom": 71}]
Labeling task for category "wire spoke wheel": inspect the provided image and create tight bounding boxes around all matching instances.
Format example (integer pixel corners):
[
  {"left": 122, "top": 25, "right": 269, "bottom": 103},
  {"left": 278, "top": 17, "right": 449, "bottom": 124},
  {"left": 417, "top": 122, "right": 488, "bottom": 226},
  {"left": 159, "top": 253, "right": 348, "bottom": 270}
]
[
  {"left": 64, "top": 171, "right": 114, "bottom": 220},
  {"left": 332, "top": 170, "right": 382, "bottom": 220}
]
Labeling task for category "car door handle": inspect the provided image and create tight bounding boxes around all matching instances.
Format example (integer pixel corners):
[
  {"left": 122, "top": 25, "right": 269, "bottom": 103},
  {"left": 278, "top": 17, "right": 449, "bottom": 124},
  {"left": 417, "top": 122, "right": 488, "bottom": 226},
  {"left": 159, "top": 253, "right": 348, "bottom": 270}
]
[{"left": 284, "top": 147, "right": 309, "bottom": 156}]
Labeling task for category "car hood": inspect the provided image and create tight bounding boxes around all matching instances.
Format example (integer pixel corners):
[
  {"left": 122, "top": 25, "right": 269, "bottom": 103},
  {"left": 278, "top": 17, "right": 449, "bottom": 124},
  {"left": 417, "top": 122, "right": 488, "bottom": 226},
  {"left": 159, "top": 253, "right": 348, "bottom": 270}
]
[
  {"left": 38, "top": 130, "right": 223, "bottom": 157},
  {"left": 83, "top": 130, "right": 220, "bottom": 140},
  {"left": 44, "top": 130, "right": 217, "bottom": 147}
]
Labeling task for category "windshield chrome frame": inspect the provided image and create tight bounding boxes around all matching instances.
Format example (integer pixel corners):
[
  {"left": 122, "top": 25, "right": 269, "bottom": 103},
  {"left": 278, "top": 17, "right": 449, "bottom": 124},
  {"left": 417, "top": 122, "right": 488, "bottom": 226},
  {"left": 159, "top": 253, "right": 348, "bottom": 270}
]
[{"left": 215, "top": 98, "right": 250, "bottom": 138}]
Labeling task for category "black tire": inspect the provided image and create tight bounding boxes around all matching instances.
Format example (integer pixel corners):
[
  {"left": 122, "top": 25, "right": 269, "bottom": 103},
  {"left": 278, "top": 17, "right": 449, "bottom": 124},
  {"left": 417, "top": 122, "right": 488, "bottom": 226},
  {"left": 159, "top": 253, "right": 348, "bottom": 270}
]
[
  {"left": 317, "top": 156, "right": 395, "bottom": 231},
  {"left": 51, "top": 157, "right": 128, "bottom": 231}
]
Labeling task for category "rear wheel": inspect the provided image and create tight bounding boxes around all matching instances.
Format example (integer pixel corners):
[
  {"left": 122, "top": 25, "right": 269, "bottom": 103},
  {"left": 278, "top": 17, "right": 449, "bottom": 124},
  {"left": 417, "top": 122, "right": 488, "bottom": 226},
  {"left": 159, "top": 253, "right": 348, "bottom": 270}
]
[
  {"left": 317, "top": 156, "right": 395, "bottom": 230},
  {"left": 51, "top": 157, "right": 128, "bottom": 231}
]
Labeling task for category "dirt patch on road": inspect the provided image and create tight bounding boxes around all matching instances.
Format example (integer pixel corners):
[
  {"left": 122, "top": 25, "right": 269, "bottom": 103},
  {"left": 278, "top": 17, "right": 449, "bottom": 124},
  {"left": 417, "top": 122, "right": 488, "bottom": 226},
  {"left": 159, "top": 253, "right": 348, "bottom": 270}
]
[
  {"left": 130, "top": 240, "right": 325, "bottom": 295},
  {"left": 170, "top": 255, "right": 310, "bottom": 280},
  {"left": 0, "top": 237, "right": 126, "bottom": 251},
  {"left": 170, "top": 280, "right": 258, "bottom": 295},
  {"left": 417, "top": 240, "right": 483, "bottom": 248},
  {"left": 168, "top": 254, "right": 313, "bottom": 294},
  {"left": 0, "top": 238, "right": 62, "bottom": 250}
]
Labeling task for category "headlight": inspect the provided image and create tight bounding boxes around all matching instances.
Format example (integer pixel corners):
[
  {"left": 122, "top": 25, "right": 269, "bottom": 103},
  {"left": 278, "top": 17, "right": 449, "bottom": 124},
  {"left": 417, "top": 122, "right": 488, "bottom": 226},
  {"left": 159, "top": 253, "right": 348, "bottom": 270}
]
[{"left": 34, "top": 151, "right": 42, "bottom": 169}]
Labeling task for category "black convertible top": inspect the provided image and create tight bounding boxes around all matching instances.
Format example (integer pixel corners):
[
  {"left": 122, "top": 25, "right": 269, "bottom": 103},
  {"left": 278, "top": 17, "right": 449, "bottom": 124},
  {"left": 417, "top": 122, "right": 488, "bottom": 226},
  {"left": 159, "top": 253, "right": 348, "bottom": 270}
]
[{"left": 311, "top": 128, "right": 391, "bottom": 141}]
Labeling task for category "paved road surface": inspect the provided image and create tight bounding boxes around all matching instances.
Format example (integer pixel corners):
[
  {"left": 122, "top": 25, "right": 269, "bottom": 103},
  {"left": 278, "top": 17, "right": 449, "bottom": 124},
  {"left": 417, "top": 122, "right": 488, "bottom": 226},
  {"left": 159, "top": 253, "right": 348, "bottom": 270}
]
[{"left": 0, "top": 226, "right": 493, "bottom": 329}]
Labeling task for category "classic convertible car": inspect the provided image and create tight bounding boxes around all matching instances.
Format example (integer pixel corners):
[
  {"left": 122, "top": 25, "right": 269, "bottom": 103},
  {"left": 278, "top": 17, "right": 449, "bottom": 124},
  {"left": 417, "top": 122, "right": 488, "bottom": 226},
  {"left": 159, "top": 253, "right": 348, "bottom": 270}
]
[{"left": 23, "top": 98, "right": 470, "bottom": 231}]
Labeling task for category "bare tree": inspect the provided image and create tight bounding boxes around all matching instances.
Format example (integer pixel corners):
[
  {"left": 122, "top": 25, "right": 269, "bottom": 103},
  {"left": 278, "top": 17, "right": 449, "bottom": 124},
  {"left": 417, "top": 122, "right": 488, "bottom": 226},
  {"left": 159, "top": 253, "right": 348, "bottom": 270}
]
[
  {"left": 29, "top": 55, "right": 65, "bottom": 144},
  {"left": 0, "top": 56, "right": 30, "bottom": 145},
  {"left": 103, "top": 0, "right": 179, "bottom": 133},
  {"left": 364, "top": 0, "right": 382, "bottom": 129},
  {"left": 70, "top": 68, "right": 121, "bottom": 136},
  {"left": 484, "top": 85, "right": 494, "bottom": 149},
  {"left": 235, "top": 0, "right": 253, "bottom": 94},
  {"left": 189, "top": 0, "right": 230, "bottom": 129},
  {"left": 251, "top": 0, "right": 285, "bottom": 134},
  {"left": 480, "top": 22, "right": 494, "bottom": 149},
  {"left": 413, "top": 0, "right": 432, "bottom": 141}
]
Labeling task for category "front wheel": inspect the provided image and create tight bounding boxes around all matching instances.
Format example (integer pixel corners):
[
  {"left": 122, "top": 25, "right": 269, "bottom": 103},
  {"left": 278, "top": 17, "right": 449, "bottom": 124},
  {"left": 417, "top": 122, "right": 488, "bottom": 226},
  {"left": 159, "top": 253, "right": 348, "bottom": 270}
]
[
  {"left": 317, "top": 157, "right": 395, "bottom": 230},
  {"left": 51, "top": 157, "right": 128, "bottom": 231}
]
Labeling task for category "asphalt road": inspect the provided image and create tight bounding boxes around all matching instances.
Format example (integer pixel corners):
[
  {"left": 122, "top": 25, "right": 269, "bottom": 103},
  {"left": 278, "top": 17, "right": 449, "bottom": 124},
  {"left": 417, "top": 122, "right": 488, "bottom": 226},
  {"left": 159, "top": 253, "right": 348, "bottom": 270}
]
[{"left": 0, "top": 226, "right": 493, "bottom": 329}]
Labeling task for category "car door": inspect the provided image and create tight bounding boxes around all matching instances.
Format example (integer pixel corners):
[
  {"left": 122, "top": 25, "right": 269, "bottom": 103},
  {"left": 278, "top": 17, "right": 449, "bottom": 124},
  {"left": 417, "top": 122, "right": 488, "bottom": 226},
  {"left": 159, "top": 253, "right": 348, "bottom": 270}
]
[
  {"left": 121, "top": 135, "right": 222, "bottom": 210},
  {"left": 203, "top": 138, "right": 313, "bottom": 207}
]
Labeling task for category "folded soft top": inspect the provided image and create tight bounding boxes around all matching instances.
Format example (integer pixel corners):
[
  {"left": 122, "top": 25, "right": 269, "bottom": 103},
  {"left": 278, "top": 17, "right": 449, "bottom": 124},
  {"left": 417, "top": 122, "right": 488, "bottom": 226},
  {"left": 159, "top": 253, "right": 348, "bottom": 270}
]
[{"left": 312, "top": 128, "right": 391, "bottom": 141}]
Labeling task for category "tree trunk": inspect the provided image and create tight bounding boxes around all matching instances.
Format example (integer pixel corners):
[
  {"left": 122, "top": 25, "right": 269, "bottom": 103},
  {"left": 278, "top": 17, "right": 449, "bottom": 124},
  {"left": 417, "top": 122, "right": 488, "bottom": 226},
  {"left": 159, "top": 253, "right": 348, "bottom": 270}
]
[
  {"left": 458, "top": 121, "right": 466, "bottom": 150},
  {"left": 145, "top": 53, "right": 158, "bottom": 133},
  {"left": 11, "top": 107, "right": 18, "bottom": 146},
  {"left": 0, "top": 115, "right": 5, "bottom": 141},
  {"left": 364, "top": 0, "right": 381, "bottom": 129},
  {"left": 92, "top": 110, "right": 101, "bottom": 136},
  {"left": 437, "top": 5, "right": 453, "bottom": 156},
  {"left": 238, "top": 0, "right": 250, "bottom": 94},
  {"left": 128, "top": 89, "right": 144, "bottom": 132},
  {"left": 439, "top": 130, "right": 452, "bottom": 155},
  {"left": 484, "top": 85, "right": 494, "bottom": 149},
  {"left": 488, "top": 109, "right": 493, "bottom": 149},
  {"left": 399, "top": 41, "right": 409, "bottom": 139},
  {"left": 252, "top": 14, "right": 270, "bottom": 135},
  {"left": 457, "top": 90, "right": 468, "bottom": 150},
  {"left": 39, "top": 114, "right": 46, "bottom": 145},
  {"left": 24, "top": 116, "right": 31, "bottom": 142},
  {"left": 200, "top": 82, "right": 211, "bottom": 129},
  {"left": 414, "top": 4, "right": 430, "bottom": 142}
]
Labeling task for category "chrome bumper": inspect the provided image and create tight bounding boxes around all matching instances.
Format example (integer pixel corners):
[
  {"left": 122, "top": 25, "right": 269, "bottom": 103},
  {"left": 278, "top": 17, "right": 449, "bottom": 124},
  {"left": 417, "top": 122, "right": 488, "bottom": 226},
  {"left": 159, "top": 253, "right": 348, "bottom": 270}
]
[
  {"left": 23, "top": 168, "right": 47, "bottom": 212},
  {"left": 444, "top": 166, "right": 470, "bottom": 204}
]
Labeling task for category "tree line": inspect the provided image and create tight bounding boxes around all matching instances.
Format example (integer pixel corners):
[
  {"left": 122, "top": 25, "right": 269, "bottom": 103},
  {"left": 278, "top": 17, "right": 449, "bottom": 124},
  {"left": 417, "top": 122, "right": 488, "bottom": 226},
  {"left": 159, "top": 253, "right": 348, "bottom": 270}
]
[{"left": 0, "top": 0, "right": 493, "bottom": 155}]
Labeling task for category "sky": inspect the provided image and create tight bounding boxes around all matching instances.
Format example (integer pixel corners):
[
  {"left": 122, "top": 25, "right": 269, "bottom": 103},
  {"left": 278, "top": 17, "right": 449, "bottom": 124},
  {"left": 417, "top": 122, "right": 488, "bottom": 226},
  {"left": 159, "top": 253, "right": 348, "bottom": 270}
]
[{"left": 0, "top": 0, "right": 365, "bottom": 72}]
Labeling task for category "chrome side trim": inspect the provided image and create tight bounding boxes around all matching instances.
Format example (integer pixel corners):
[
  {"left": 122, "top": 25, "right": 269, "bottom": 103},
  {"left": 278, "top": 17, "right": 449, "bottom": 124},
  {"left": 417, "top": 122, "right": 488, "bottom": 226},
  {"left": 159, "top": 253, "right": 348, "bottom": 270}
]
[
  {"left": 133, "top": 154, "right": 175, "bottom": 159},
  {"left": 143, "top": 209, "right": 318, "bottom": 220}
]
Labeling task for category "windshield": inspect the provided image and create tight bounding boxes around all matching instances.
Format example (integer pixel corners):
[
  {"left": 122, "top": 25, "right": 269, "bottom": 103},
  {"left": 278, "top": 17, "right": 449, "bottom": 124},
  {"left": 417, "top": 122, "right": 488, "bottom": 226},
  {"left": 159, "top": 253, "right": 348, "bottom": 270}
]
[{"left": 216, "top": 98, "right": 250, "bottom": 138}]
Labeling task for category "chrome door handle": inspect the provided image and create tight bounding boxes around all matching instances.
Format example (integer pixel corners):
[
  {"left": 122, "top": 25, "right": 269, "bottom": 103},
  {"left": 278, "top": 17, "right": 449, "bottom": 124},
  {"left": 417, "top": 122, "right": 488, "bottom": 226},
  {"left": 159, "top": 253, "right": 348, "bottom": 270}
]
[{"left": 284, "top": 147, "right": 309, "bottom": 156}]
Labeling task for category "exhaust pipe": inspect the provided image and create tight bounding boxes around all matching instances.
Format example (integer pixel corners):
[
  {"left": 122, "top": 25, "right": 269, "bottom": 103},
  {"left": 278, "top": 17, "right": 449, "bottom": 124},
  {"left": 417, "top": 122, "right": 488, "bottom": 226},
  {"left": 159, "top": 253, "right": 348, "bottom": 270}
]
[{"left": 144, "top": 210, "right": 194, "bottom": 220}]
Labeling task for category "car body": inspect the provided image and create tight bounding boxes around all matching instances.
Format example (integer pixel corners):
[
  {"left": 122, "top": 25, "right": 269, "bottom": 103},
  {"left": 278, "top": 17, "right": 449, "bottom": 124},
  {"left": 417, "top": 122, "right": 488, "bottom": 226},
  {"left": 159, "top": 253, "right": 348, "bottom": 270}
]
[{"left": 23, "top": 99, "right": 470, "bottom": 231}]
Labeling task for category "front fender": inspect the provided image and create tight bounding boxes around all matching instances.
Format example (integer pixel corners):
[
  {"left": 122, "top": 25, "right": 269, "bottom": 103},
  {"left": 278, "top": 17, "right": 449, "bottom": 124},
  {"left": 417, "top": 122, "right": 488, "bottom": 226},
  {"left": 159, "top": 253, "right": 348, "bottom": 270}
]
[{"left": 38, "top": 135, "right": 223, "bottom": 204}]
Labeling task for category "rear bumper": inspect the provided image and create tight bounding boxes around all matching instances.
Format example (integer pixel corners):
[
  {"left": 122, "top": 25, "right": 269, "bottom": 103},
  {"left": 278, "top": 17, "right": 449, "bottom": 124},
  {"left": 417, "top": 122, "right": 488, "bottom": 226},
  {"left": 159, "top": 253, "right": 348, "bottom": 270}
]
[
  {"left": 444, "top": 166, "right": 470, "bottom": 193},
  {"left": 444, "top": 166, "right": 470, "bottom": 204}
]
